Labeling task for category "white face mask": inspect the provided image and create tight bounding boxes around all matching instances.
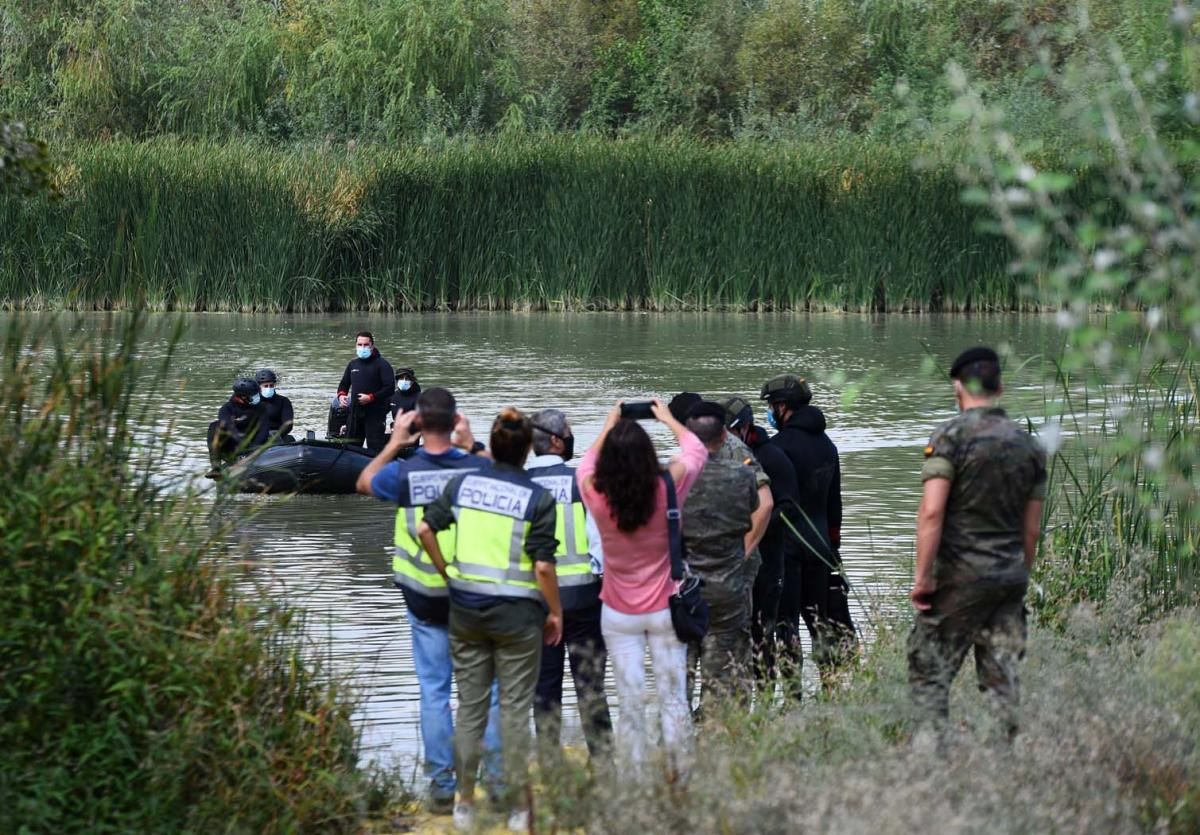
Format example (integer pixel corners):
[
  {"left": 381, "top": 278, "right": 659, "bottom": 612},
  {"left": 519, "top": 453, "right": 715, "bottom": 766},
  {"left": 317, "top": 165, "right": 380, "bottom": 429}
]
[
  {"left": 261, "top": 386, "right": 276, "bottom": 399},
  {"left": 398, "top": 379, "right": 412, "bottom": 392},
  {"left": 250, "top": 394, "right": 261, "bottom": 406}
]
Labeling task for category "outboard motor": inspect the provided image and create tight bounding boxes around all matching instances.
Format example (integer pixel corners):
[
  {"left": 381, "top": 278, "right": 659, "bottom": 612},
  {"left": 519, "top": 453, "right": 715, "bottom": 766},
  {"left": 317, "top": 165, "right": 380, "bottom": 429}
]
[{"left": 327, "top": 396, "right": 350, "bottom": 440}]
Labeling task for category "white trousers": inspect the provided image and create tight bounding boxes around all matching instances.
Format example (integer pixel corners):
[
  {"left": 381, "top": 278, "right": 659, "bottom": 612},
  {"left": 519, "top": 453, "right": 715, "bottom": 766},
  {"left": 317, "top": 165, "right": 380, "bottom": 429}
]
[{"left": 601, "top": 604, "right": 694, "bottom": 776}]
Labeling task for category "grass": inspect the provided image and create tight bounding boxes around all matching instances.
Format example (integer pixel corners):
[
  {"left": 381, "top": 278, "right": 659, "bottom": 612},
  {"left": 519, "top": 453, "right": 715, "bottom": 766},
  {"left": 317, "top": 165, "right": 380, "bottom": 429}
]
[{"left": 0, "top": 136, "right": 1027, "bottom": 313}]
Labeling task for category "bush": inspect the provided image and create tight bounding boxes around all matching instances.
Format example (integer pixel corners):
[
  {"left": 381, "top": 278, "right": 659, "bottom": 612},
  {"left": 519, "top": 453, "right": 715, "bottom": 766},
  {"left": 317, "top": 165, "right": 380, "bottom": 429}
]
[{"left": 0, "top": 315, "right": 378, "bottom": 832}]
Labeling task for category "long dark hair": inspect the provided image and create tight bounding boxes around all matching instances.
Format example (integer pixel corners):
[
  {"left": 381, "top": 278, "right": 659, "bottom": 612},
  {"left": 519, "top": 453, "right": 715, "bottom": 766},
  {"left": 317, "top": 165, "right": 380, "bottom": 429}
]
[{"left": 593, "top": 419, "right": 661, "bottom": 532}]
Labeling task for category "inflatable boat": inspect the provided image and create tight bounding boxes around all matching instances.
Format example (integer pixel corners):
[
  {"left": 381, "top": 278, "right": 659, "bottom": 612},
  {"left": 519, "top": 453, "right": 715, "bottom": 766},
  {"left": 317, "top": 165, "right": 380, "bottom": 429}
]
[{"left": 218, "top": 437, "right": 378, "bottom": 494}]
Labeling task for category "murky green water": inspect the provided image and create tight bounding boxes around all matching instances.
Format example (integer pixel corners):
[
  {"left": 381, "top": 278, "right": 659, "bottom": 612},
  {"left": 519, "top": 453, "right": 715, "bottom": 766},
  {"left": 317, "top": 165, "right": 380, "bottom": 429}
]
[{"left": 14, "top": 312, "right": 1066, "bottom": 767}]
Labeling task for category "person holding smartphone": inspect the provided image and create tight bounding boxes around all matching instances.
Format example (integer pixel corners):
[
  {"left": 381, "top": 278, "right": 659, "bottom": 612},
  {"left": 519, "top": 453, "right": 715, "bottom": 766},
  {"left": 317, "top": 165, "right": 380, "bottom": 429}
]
[{"left": 575, "top": 399, "right": 708, "bottom": 780}]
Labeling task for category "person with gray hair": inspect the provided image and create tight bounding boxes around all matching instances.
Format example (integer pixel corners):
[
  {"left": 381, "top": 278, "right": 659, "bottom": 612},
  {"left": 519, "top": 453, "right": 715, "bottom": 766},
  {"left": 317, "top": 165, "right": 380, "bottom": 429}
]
[{"left": 526, "top": 409, "right": 613, "bottom": 761}]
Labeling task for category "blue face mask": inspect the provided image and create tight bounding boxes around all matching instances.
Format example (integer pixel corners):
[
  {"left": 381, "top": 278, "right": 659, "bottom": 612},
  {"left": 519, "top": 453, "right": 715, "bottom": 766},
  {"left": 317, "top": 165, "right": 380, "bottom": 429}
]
[
  {"left": 250, "top": 394, "right": 261, "bottom": 406},
  {"left": 261, "top": 386, "right": 275, "bottom": 399},
  {"left": 766, "top": 408, "right": 778, "bottom": 430},
  {"left": 356, "top": 346, "right": 372, "bottom": 360},
  {"left": 398, "top": 379, "right": 412, "bottom": 392}
]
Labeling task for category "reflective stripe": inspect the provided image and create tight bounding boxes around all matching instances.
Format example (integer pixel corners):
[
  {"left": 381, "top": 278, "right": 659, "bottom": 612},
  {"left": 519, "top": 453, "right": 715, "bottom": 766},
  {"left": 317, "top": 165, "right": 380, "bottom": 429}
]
[
  {"left": 447, "top": 577, "right": 543, "bottom": 601},
  {"left": 392, "top": 505, "right": 451, "bottom": 594}
]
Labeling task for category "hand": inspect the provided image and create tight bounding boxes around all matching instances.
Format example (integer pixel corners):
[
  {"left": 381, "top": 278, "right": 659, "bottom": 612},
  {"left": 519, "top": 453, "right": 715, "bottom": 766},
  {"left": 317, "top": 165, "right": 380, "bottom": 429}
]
[
  {"left": 451, "top": 413, "right": 476, "bottom": 451},
  {"left": 338, "top": 394, "right": 350, "bottom": 409},
  {"left": 356, "top": 393, "right": 372, "bottom": 405},
  {"left": 543, "top": 611, "right": 563, "bottom": 646},
  {"left": 389, "top": 410, "right": 421, "bottom": 447},
  {"left": 604, "top": 402, "right": 623, "bottom": 430},
  {"left": 649, "top": 398, "right": 673, "bottom": 424},
  {"left": 911, "top": 575, "right": 936, "bottom": 612}
]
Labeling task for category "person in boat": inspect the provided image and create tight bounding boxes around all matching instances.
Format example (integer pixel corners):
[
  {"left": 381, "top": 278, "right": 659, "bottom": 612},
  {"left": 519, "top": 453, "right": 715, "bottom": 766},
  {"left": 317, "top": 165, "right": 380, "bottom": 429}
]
[
  {"left": 414, "top": 407, "right": 562, "bottom": 832},
  {"left": 255, "top": 368, "right": 294, "bottom": 443},
  {"left": 327, "top": 395, "right": 350, "bottom": 439},
  {"left": 390, "top": 367, "right": 421, "bottom": 419},
  {"left": 208, "top": 377, "right": 268, "bottom": 467},
  {"left": 355, "top": 387, "right": 503, "bottom": 815},
  {"left": 526, "top": 409, "right": 613, "bottom": 761},
  {"left": 336, "top": 331, "right": 394, "bottom": 452}
]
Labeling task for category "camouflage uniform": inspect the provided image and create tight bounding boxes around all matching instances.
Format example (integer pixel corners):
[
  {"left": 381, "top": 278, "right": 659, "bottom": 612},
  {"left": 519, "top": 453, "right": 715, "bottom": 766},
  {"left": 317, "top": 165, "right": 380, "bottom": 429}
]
[
  {"left": 907, "top": 406, "right": 1047, "bottom": 736},
  {"left": 682, "top": 449, "right": 760, "bottom": 710},
  {"left": 714, "top": 433, "right": 770, "bottom": 613}
]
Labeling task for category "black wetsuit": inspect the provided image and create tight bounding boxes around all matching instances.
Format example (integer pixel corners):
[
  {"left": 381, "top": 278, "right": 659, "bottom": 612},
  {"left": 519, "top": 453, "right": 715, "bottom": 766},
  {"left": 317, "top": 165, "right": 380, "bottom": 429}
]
[
  {"left": 337, "top": 349, "right": 395, "bottom": 451},
  {"left": 744, "top": 424, "right": 799, "bottom": 681},
  {"left": 389, "top": 382, "right": 421, "bottom": 419},
  {"left": 261, "top": 393, "right": 295, "bottom": 441},
  {"left": 767, "top": 405, "right": 854, "bottom": 693},
  {"left": 210, "top": 398, "right": 268, "bottom": 463}
]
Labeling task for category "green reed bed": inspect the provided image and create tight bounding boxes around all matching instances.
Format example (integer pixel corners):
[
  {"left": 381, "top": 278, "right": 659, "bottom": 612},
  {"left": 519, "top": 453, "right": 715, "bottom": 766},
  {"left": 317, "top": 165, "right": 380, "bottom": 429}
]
[{"left": 0, "top": 137, "right": 1022, "bottom": 312}]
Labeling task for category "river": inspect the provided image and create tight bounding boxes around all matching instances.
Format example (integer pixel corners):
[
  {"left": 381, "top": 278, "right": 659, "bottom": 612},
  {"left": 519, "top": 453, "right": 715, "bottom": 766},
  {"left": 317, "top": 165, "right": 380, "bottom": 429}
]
[{"left": 23, "top": 312, "right": 1067, "bottom": 770}]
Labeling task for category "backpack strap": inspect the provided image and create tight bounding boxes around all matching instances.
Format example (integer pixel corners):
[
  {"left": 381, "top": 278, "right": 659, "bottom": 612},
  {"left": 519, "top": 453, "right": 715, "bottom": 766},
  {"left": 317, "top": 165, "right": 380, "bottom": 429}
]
[{"left": 660, "top": 471, "right": 684, "bottom": 582}]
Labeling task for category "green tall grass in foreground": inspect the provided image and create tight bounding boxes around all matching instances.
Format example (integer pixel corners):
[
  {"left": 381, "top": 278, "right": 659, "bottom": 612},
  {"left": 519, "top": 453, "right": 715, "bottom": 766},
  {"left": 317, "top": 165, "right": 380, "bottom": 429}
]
[
  {"left": 0, "top": 315, "right": 385, "bottom": 833},
  {"left": 0, "top": 137, "right": 1026, "bottom": 313}
]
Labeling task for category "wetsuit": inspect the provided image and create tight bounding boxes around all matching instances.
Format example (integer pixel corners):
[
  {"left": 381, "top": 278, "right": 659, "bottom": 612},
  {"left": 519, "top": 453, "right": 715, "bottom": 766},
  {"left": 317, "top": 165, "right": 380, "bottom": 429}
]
[
  {"left": 261, "top": 393, "right": 295, "bottom": 442},
  {"left": 767, "top": 404, "right": 855, "bottom": 695},
  {"left": 337, "top": 349, "right": 395, "bottom": 452},
  {"left": 210, "top": 398, "right": 268, "bottom": 464},
  {"left": 390, "top": 381, "right": 421, "bottom": 419}
]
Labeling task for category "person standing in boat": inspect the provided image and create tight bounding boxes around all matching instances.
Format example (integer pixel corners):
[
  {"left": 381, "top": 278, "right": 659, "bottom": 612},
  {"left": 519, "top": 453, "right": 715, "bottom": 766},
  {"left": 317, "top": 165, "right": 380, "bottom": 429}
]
[
  {"left": 355, "top": 387, "right": 504, "bottom": 815},
  {"left": 255, "top": 368, "right": 294, "bottom": 443},
  {"left": 208, "top": 377, "right": 268, "bottom": 466},
  {"left": 336, "top": 331, "right": 394, "bottom": 452},
  {"left": 390, "top": 367, "right": 421, "bottom": 419}
]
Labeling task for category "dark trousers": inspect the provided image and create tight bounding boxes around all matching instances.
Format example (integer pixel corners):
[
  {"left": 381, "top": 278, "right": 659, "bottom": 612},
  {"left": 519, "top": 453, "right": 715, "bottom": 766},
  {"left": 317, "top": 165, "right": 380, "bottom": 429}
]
[
  {"left": 534, "top": 601, "right": 612, "bottom": 759},
  {"left": 776, "top": 544, "right": 859, "bottom": 699},
  {"left": 347, "top": 404, "right": 388, "bottom": 452},
  {"left": 750, "top": 530, "right": 784, "bottom": 685}
]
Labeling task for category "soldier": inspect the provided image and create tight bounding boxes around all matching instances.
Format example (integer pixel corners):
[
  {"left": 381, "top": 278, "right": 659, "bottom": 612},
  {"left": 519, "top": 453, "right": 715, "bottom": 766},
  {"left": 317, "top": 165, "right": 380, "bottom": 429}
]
[
  {"left": 681, "top": 401, "right": 765, "bottom": 712},
  {"left": 908, "top": 346, "right": 1047, "bottom": 739}
]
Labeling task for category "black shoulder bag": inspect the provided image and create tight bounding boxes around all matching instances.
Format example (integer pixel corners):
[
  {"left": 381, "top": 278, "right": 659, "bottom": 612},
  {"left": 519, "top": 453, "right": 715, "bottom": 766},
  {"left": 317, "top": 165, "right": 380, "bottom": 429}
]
[{"left": 662, "top": 471, "right": 709, "bottom": 643}]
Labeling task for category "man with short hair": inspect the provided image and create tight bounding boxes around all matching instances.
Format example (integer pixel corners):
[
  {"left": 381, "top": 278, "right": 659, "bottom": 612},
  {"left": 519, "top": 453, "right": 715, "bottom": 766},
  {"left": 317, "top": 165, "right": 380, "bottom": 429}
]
[
  {"left": 337, "top": 331, "right": 395, "bottom": 451},
  {"left": 682, "top": 401, "right": 764, "bottom": 711},
  {"left": 356, "top": 388, "right": 501, "bottom": 813},
  {"left": 908, "top": 347, "right": 1047, "bottom": 739},
  {"left": 526, "top": 409, "right": 613, "bottom": 760},
  {"left": 761, "top": 372, "right": 855, "bottom": 699}
]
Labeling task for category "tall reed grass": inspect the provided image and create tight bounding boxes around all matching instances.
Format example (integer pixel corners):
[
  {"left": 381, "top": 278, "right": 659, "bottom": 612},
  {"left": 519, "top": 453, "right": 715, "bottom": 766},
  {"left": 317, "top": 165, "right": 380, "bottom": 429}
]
[{"left": 0, "top": 137, "right": 1023, "bottom": 312}]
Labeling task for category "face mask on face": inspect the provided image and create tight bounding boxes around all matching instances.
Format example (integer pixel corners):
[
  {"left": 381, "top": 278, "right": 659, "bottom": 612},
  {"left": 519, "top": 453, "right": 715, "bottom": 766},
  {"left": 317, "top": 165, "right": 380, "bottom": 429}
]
[
  {"left": 766, "top": 408, "right": 779, "bottom": 430},
  {"left": 261, "top": 386, "right": 275, "bottom": 399},
  {"left": 356, "top": 346, "right": 372, "bottom": 360},
  {"left": 250, "top": 394, "right": 262, "bottom": 406},
  {"left": 398, "top": 379, "right": 412, "bottom": 392}
]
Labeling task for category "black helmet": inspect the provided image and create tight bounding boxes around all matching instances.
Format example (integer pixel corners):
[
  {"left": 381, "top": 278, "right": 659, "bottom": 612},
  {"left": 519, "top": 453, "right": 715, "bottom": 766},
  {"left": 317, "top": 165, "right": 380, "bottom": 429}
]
[
  {"left": 233, "top": 378, "right": 258, "bottom": 399},
  {"left": 255, "top": 368, "right": 278, "bottom": 384},
  {"left": 720, "top": 396, "right": 754, "bottom": 430},
  {"left": 760, "top": 373, "right": 812, "bottom": 406}
]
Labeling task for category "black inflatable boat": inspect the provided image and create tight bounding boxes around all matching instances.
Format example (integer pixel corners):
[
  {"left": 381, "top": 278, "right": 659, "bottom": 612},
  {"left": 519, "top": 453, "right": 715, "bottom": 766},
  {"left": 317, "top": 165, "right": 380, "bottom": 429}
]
[{"left": 217, "top": 437, "right": 377, "bottom": 494}]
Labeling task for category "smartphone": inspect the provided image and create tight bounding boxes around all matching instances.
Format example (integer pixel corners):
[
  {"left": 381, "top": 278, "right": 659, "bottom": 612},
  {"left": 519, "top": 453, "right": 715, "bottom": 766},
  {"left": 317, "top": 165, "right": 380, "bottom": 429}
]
[{"left": 620, "top": 401, "right": 655, "bottom": 421}]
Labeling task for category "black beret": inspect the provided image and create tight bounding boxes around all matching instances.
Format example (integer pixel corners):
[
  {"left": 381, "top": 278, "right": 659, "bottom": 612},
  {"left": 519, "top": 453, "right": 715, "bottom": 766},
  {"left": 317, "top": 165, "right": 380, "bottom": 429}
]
[
  {"left": 668, "top": 391, "right": 703, "bottom": 423},
  {"left": 949, "top": 346, "right": 1000, "bottom": 379},
  {"left": 687, "top": 400, "right": 729, "bottom": 422}
]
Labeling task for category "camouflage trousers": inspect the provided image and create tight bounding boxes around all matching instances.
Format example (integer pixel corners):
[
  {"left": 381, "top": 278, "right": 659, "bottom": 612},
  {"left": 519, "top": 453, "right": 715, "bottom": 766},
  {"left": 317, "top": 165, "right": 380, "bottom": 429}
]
[
  {"left": 688, "top": 580, "right": 751, "bottom": 713},
  {"left": 907, "top": 582, "right": 1028, "bottom": 738}
]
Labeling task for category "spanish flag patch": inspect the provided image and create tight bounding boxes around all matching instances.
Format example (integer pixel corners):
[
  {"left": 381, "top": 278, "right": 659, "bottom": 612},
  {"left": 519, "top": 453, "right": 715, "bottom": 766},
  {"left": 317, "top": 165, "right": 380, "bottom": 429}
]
[{"left": 923, "top": 445, "right": 935, "bottom": 458}]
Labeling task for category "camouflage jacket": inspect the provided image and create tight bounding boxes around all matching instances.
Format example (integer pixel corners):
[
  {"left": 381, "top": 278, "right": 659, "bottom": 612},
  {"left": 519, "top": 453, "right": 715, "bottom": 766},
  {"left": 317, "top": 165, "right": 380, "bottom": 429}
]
[
  {"left": 921, "top": 406, "right": 1048, "bottom": 585},
  {"left": 683, "top": 451, "right": 760, "bottom": 591}
]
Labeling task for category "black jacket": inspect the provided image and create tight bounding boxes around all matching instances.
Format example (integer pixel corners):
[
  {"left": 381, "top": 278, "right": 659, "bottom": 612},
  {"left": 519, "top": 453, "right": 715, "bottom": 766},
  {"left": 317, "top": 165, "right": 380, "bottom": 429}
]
[
  {"left": 216, "top": 398, "right": 268, "bottom": 450},
  {"left": 766, "top": 406, "right": 843, "bottom": 556},
  {"left": 389, "top": 381, "right": 421, "bottom": 418},
  {"left": 261, "top": 393, "right": 294, "bottom": 436},
  {"left": 337, "top": 349, "right": 395, "bottom": 412}
]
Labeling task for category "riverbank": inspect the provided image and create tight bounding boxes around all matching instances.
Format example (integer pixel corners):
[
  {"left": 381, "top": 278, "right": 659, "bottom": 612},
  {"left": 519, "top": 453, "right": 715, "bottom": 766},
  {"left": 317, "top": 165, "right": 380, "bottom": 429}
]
[{"left": 0, "top": 137, "right": 1036, "bottom": 314}]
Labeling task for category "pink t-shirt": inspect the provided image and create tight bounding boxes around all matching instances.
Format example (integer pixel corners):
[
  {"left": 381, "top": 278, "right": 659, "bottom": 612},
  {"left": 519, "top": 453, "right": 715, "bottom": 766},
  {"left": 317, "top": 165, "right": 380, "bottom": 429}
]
[{"left": 576, "top": 430, "right": 709, "bottom": 615}]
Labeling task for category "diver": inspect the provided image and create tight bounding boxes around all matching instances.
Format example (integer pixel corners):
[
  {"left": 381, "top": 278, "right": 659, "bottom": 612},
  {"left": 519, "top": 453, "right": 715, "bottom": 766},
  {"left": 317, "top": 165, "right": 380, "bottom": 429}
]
[
  {"left": 255, "top": 368, "right": 295, "bottom": 443},
  {"left": 390, "top": 367, "right": 421, "bottom": 419},
  {"left": 336, "top": 331, "right": 395, "bottom": 452},
  {"left": 208, "top": 378, "right": 268, "bottom": 468}
]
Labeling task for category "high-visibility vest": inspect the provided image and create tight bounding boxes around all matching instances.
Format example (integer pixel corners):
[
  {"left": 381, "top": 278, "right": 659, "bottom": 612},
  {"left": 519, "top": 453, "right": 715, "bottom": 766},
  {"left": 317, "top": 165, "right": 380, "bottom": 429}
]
[
  {"left": 527, "top": 462, "right": 596, "bottom": 590},
  {"left": 392, "top": 453, "right": 487, "bottom": 596},
  {"left": 444, "top": 469, "right": 548, "bottom": 601}
]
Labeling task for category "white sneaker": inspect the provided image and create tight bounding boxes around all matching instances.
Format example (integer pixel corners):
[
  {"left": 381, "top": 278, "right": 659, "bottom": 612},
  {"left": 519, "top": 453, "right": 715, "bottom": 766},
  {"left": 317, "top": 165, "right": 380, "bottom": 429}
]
[
  {"left": 452, "top": 802, "right": 475, "bottom": 831},
  {"left": 506, "top": 808, "right": 530, "bottom": 832}
]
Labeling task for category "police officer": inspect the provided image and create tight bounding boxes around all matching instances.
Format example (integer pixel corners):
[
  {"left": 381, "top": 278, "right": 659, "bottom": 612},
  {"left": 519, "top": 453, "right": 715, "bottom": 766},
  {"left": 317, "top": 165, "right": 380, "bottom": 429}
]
[
  {"left": 416, "top": 409, "right": 562, "bottom": 832},
  {"left": 908, "top": 347, "right": 1047, "bottom": 739},
  {"left": 761, "top": 372, "right": 855, "bottom": 699},
  {"left": 255, "top": 369, "right": 294, "bottom": 442},
  {"left": 355, "top": 387, "right": 501, "bottom": 813},
  {"left": 681, "top": 401, "right": 762, "bottom": 711},
  {"left": 527, "top": 409, "right": 613, "bottom": 759},
  {"left": 721, "top": 396, "right": 799, "bottom": 688},
  {"left": 336, "top": 331, "right": 394, "bottom": 451},
  {"left": 208, "top": 377, "right": 268, "bottom": 466},
  {"left": 390, "top": 367, "right": 421, "bottom": 419}
]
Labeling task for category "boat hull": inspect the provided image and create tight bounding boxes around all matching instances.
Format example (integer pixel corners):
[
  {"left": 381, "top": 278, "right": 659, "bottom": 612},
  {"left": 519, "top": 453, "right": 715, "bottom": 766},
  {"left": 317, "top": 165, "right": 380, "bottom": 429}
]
[{"left": 225, "top": 439, "right": 376, "bottom": 494}]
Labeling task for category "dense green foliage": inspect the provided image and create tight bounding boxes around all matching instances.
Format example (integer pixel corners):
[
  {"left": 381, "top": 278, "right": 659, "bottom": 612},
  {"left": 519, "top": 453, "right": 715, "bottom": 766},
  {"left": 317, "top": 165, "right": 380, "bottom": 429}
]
[
  {"left": 0, "top": 316, "right": 379, "bottom": 832},
  {"left": 0, "top": 117, "right": 53, "bottom": 196},
  {"left": 0, "top": 138, "right": 1024, "bottom": 312},
  {"left": 0, "top": 0, "right": 1188, "bottom": 144}
]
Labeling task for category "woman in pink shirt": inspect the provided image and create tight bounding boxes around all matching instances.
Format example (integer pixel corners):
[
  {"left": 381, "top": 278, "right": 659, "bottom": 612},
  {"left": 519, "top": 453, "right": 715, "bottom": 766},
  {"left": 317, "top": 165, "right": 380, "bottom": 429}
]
[{"left": 576, "top": 400, "right": 708, "bottom": 777}]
